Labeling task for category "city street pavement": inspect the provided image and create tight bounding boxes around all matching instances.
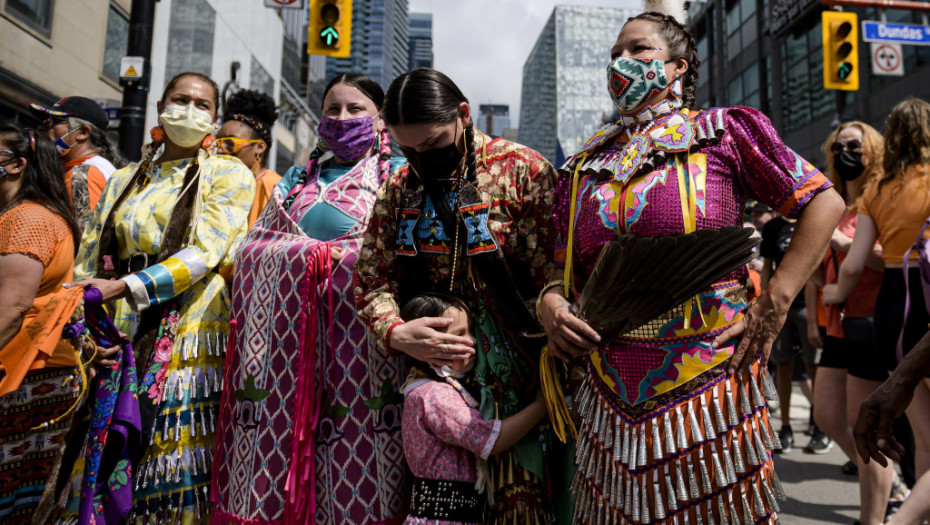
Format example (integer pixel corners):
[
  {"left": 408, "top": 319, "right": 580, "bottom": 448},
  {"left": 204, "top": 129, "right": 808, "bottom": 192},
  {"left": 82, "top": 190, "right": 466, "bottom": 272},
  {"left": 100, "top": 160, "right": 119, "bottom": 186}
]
[{"left": 770, "top": 385, "right": 862, "bottom": 524}]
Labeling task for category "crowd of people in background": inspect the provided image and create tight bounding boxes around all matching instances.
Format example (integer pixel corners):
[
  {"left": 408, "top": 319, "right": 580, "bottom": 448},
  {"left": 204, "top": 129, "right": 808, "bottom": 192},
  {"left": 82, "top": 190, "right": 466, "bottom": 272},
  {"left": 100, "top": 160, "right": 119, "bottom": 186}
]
[{"left": 3, "top": 3, "right": 930, "bottom": 525}]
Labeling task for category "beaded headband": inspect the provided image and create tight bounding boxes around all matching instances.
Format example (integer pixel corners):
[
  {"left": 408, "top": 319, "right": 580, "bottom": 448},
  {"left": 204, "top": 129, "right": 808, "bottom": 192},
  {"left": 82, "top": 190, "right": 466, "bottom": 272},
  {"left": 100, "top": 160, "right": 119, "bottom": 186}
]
[{"left": 228, "top": 113, "right": 271, "bottom": 145}]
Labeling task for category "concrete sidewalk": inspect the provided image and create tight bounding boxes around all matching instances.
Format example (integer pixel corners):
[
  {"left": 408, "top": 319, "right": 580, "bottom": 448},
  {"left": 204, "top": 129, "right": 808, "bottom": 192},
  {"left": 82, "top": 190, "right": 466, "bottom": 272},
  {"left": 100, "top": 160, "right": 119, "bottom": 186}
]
[{"left": 771, "top": 384, "right": 865, "bottom": 524}]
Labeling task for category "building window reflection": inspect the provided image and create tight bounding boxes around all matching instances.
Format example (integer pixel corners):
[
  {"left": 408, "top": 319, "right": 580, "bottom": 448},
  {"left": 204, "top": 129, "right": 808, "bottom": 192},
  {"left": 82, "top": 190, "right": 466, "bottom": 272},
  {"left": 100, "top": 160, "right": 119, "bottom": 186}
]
[{"left": 5, "top": 0, "right": 55, "bottom": 37}]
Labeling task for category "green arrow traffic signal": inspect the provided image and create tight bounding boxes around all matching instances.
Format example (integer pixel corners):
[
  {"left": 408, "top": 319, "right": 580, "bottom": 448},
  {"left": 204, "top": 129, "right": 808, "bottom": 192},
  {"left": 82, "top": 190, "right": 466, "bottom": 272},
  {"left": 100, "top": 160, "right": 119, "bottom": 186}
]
[
  {"left": 320, "top": 26, "right": 339, "bottom": 46},
  {"left": 838, "top": 62, "right": 853, "bottom": 79}
]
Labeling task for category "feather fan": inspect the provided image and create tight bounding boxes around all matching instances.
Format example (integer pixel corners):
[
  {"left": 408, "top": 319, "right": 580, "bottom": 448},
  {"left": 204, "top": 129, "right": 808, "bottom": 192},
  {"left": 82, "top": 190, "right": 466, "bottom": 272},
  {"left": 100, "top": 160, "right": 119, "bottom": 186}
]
[{"left": 575, "top": 226, "right": 760, "bottom": 341}]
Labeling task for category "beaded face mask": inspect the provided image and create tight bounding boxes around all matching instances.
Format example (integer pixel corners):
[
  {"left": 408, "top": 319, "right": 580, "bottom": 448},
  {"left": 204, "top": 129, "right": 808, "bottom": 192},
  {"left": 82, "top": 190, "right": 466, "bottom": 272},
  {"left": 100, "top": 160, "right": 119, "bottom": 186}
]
[{"left": 607, "top": 56, "right": 672, "bottom": 114}]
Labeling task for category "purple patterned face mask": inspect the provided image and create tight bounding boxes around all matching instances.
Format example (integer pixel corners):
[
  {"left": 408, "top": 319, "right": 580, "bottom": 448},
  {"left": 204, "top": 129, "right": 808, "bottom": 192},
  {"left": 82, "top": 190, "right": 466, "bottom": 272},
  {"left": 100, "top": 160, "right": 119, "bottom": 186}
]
[{"left": 317, "top": 115, "right": 376, "bottom": 161}]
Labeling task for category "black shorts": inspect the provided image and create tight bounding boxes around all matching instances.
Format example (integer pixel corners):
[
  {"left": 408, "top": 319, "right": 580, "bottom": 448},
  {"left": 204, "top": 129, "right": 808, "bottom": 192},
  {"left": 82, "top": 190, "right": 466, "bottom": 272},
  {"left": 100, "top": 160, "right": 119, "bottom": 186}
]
[
  {"left": 874, "top": 267, "right": 930, "bottom": 372},
  {"left": 821, "top": 334, "right": 889, "bottom": 382}
]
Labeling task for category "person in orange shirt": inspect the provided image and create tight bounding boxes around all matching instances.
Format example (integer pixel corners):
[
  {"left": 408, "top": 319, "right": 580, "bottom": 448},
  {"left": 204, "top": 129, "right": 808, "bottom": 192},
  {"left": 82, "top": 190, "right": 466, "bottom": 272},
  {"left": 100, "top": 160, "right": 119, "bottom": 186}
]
[
  {"left": 31, "top": 96, "right": 126, "bottom": 231},
  {"left": 216, "top": 89, "right": 281, "bottom": 228},
  {"left": 0, "top": 123, "right": 84, "bottom": 524}
]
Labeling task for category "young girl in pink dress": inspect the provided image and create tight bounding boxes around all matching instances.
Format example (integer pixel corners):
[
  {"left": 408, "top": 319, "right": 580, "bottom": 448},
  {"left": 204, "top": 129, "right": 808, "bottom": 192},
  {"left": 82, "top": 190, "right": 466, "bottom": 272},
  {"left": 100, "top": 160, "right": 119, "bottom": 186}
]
[{"left": 399, "top": 293, "right": 548, "bottom": 525}]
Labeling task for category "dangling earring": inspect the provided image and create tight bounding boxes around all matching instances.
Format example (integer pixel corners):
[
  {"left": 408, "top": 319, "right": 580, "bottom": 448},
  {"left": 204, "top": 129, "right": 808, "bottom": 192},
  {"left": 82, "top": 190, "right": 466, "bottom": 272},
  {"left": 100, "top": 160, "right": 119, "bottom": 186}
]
[
  {"left": 671, "top": 75, "right": 683, "bottom": 99},
  {"left": 252, "top": 153, "right": 262, "bottom": 176}
]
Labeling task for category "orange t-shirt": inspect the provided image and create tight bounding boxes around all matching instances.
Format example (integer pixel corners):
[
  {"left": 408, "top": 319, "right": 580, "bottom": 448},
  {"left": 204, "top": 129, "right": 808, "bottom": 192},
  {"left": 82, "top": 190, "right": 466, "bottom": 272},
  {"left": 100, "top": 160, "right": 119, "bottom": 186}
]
[
  {"left": 63, "top": 155, "right": 108, "bottom": 211},
  {"left": 247, "top": 168, "right": 283, "bottom": 228},
  {"left": 0, "top": 203, "right": 77, "bottom": 381},
  {"left": 859, "top": 165, "right": 930, "bottom": 264},
  {"left": 823, "top": 211, "right": 883, "bottom": 338}
]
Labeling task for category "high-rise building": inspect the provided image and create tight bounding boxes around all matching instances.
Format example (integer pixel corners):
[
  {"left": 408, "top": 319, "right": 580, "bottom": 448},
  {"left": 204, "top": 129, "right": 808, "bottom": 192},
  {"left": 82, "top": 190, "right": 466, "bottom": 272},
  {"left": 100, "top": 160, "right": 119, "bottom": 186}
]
[
  {"left": 477, "top": 104, "right": 510, "bottom": 137},
  {"left": 688, "top": 0, "right": 930, "bottom": 165},
  {"left": 145, "top": 0, "right": 318, "bottom": 171},
  {"left": 408, "top": 12, "right": 433, "bottom": 70},
  {"left": 0, "top": 0, "right": 131, "bottom": 130},
  {"left": 519, "top": 5, "right": 637, "bottom": 164},
  {"left": 325, "top": 0, "right": 409, "bottom": 89}
]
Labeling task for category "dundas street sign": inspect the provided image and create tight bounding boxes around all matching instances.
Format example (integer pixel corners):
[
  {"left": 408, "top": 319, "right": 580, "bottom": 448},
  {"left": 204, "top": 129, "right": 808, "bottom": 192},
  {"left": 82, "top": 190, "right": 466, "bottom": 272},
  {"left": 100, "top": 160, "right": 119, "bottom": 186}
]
[{"left": 862, "top": 21, "right": 930, "bottom": 46}]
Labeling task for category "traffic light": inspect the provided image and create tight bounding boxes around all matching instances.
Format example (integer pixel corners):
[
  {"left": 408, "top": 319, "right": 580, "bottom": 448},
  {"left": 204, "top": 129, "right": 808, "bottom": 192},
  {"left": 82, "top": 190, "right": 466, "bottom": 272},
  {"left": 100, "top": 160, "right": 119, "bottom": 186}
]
[
  {"left": 822, "top": 10, "right": 859, "bottom": 91},
  {"left": 308, "top": 0, "right": 352, "bottom": 58}
]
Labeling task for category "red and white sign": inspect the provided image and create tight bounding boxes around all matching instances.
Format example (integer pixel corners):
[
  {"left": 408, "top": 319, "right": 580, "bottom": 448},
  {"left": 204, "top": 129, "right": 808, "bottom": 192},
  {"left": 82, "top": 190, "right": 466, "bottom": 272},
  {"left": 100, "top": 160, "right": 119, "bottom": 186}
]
[
  {"left": 871, "top": 43, "right": 904, "bottom": 76},
  {"left": 264, "top": 0, "right": 304, "bottom": 8}
]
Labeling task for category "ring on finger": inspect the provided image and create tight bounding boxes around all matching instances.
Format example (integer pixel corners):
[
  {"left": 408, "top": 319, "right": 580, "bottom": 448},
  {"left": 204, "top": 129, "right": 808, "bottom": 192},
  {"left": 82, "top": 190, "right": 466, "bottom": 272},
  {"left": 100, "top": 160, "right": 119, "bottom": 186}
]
[{"left": 441, "top": 343, "right": 447, "bottom": 355}]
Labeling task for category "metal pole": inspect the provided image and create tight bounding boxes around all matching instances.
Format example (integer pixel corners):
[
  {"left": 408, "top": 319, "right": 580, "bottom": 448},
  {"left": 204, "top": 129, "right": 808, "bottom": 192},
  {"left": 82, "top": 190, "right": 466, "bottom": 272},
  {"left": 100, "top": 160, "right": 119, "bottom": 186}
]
[{"left": 119, "top": 0, "right": 157, "bottom": 162}]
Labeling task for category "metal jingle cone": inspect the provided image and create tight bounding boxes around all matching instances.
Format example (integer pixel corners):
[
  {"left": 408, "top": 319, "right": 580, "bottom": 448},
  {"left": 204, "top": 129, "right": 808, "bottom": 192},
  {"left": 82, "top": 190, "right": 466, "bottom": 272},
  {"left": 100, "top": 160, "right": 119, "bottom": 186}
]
[
  {"left": 632, "top": 477, "right": 642, "bottom": 522},
  {"left": 621, "top": 425, "right": 632, "bottom": 466},
  {"left": 718, "top": 498, "right": 731, "bottom": 525},
  {"left": 761, "top": 368, "right": 778, "bottom": 402},
  {"left": 614, "top": 417, "right": 623, "bottom": 462},
  {"left": 630, "top": 428, "right": 639, "bottom": 470},
  {"left": 614, "top": 463, "right": 624, "bottom": 510},
  {"left": 626, "top": 476, "right": 634, "bottom": 514},
  {"left": 713, "top": 387, "right": 729, "bottom": 434},
  {"left": 771, "top": 470, "right": 787, "bottom": 501},
  {"left": 722, "top": 442, "right": 738, "bottom": 485},
  {"left": 604, "top": 459, "right": 614, "bottom": 510},
  {"left": 653, "top": 417, "right": 664, "bottom": 461},
  {"left": 686, "top": 456, "right": 701, "bottom": 499},
  {"left": 595, "top": 445, "right": 605, "bottom": 485},
  {"left": 764, "top": 415, "right": 782, "bottom": 450},
  {"left": 585, "top": 438, "right": 598, "bottom": 479},
  {"left": 606, "top": 414, "right": 616, "bottom": 449},
  {"left": 702, "top": 395, "right": 718, "bottom": 441},
  {"left": 751, "top": 480, "right": 766, "bottom": 517},
  {"left": 725, "top": 381, "right": 739, "bottom": 427},
  {"left": 752, "top": 421, "right": 769, "bottom": 462},
  {"left": 758, "top": 417, "right": 776, "bottom": 450},
  {"left": 749, "top": 373, "right": 765, "bottom": 408},
  {"left": 710, "top": 443, "right": 728, "bottom": 488},
  {"left": 729, "top": 492, "right": 742, "bottom": 525},
  {"left": 641, "top": 478, "right": 651, "bottom": 523},
  {"left": 698, "top": 447, "right": 714, "bottom": 495},
  {"left": 675, "top": 458, "right": 689, "bottom": 502},
  {"left": 706, "top": 502, "right": 717, "bottom": 525},
  {"left": 740, "top": 380, "right": 753, "bottom": 417},
  {"left": 598, "top": 498, "right": 606, "bottom": 525},
  {"left": 594, "top": 402, "right": 604, "bottom": 442},
  {"left": 665, "top": 412, "right": 677, "bottom": 455},
  {"left": 654, "top": 480, "right": 667, "bottom": 520},
  {"left": 665, "top": 465, "right": 679, "bottom": 511},
  {"left": 689, "top": 399, "right": 706, "bottom": 442},
  {"left": 732, "top": 433, "right": 747, "bottom": 473},
  {"left": 677, "top": 406, "right": 689, "bottom": 451},
  {"left": 696, "top": 510, "right": 705, "bottom": 525},
  {"left": 637, "top": 424, "right": 647, "bottom": 467},
  {"left": 740, "top": 484, "right": 755, "bottom": 525},
  {"left": 762, "top": 475, "right": 781, "bottom": 513}
]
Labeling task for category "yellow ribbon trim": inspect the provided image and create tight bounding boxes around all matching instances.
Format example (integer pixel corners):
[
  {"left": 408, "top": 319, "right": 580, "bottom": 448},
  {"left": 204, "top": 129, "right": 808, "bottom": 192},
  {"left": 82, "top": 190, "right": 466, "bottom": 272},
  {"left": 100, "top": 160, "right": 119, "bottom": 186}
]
[{"left": 540, "top": 154, "right": 588, "bottom": 443}]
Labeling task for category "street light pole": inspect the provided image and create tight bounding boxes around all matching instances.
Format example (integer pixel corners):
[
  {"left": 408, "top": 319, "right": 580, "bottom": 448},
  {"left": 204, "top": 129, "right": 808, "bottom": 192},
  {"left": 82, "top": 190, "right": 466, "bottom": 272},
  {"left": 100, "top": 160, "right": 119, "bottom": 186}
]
[{"left": 119, "top": 0, "right": 157, "bottom": 162}]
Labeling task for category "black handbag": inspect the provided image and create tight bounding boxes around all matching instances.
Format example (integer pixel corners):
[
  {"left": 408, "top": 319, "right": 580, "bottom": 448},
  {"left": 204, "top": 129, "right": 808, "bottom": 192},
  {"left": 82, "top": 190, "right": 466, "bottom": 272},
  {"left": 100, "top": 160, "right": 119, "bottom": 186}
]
[{"left": 830, "top": 248, "right": 874, "bottom": 343}]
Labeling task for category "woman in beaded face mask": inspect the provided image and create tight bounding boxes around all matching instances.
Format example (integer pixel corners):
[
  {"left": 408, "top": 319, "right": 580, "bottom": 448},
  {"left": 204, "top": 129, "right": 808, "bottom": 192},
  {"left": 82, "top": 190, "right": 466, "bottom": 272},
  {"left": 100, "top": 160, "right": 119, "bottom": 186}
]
[
  {"left": 536, "top": 6, "right": 845, "bottom": 524},
  {"left": 211, "top": 72, "right": 412, "bottom": 525}
]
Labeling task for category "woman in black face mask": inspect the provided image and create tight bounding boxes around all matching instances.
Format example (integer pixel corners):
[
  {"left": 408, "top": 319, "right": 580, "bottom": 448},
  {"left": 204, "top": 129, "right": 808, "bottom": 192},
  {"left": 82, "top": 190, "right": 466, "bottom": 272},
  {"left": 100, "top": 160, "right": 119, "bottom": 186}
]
[
  {"left": 354, "top": 68, "right": 567, "bottom": 524},
  {"left": 808, "top": 121, "right": 897, "bottom": 525}
]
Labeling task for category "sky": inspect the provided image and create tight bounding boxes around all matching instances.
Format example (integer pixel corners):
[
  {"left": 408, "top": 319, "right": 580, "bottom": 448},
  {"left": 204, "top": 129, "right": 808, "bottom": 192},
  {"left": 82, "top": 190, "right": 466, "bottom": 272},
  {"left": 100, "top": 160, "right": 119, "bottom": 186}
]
[{"left": 407, "top": 0, "right": 641, "bottom": 129}]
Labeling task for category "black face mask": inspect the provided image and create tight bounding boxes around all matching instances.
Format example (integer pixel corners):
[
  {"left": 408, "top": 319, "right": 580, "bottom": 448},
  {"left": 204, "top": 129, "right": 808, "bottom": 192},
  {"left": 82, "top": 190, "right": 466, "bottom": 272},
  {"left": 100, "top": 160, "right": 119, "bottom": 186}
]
[
  {"left": 402, "top": 123, "right": 464, "bottom": 179},
  {"left": 834, "top": 150, "right": 865, "bottom": 181}
]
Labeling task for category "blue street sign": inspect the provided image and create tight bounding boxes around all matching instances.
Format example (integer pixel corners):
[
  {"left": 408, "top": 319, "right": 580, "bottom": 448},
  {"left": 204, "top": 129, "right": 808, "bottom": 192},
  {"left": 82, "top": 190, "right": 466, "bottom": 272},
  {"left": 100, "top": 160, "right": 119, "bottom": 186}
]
[{"left": 862, "top": 21, "right": 930, "bottom": 46}]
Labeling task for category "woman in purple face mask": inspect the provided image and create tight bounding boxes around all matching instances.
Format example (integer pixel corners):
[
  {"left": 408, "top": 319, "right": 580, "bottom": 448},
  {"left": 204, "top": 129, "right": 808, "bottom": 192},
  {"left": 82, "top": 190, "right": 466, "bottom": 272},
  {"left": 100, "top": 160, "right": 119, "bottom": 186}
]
[{"left": 212, "top": 73, "right": 409, "bottom": 525}]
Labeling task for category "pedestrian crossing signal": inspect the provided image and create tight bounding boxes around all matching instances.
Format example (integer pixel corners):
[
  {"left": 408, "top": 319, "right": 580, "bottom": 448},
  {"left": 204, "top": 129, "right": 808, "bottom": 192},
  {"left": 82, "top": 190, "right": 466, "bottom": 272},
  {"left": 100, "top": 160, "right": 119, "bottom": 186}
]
[
  {"left": 308, "top": 0, "right": 352, "bottom": 58},
  {"left": 822, "top": 10, "right": 859, "bottom": 91}
]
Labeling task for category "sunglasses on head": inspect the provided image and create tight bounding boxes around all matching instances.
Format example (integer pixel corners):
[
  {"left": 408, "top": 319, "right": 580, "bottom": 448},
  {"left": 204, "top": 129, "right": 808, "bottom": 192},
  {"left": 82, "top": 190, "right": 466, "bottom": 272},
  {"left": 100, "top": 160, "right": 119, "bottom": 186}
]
[
  {"left": 830, "top": 139, "right": 862, "bottom": 154},
  {"left": 216, "top": 136, "right": 262, "bottom": 155}
]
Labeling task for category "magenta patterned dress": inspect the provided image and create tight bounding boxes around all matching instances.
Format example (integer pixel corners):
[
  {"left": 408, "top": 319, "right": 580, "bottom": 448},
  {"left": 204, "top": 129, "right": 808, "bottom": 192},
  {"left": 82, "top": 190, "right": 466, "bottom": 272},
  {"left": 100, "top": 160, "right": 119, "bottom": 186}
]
[
  {"left": 402, "top": 380, "right": 501, "bottom": 525},
  {"left": 213, "top": 153, "right": 407, "bottom": 525},
  {"left": 557, "top": 105, "right": 832, "bottom": 524}
]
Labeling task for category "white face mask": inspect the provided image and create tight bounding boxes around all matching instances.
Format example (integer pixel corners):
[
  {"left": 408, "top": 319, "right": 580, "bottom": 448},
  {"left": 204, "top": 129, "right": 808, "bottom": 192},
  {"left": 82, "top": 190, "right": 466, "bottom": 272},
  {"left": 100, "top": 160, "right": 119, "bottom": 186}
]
[{"left": 159, "top": 104, "right": 215, "bottom": 148}]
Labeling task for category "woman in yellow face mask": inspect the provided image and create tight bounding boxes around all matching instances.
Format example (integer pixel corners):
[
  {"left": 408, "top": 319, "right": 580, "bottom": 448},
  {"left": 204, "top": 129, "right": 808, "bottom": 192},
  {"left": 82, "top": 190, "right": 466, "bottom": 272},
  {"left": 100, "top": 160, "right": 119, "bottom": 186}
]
[
  {"left": 216, "top": 89, "right": 282, "bottom": 229},
  {"left": 62, "top": 71, "right": 256, "bottom": 524}
]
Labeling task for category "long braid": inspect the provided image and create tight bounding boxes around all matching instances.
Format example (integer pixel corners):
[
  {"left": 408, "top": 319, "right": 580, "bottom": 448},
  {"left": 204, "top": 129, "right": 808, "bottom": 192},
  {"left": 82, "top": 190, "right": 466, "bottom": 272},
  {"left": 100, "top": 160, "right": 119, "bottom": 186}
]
[
  {"left": 378, "top": 127, "right": 392, "bottom": 182},
  {"left": 630, "top": 12, "right": 700, "bottom": 109},
  {"left": 464, "top": 125, "right": 479, "bottom": 184},
  {"left": 95, "top": 139, "right": 162, "bottom": 280}
]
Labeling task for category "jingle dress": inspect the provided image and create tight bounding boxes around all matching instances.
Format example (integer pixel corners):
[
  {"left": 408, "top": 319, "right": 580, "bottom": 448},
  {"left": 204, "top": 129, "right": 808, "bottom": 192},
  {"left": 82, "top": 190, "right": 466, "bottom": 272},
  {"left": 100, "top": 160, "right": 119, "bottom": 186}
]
[
  {"left": 74, "top": 154, "right": 255, "bottom": 524},
  {"left": 556, "top": 104, "right": 832, "bottom": 524},
  {"left": 212, "top": 152, "right": 409, "bottom": 525},
  {"left": 355, "top": 134, "right": 570, "bottom": 525}
]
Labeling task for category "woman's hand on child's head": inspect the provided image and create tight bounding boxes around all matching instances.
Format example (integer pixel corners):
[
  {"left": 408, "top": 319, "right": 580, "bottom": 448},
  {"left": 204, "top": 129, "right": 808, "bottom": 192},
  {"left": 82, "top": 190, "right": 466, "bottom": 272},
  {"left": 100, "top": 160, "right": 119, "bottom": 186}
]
[{"left": 388, "top": 317, "right": 476, "bottom": 368}]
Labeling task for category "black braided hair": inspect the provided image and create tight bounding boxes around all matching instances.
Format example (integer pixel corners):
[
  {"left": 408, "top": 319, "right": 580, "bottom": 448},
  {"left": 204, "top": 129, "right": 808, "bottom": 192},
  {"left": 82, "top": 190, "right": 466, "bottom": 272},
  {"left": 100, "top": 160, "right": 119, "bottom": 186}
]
[
  {"left": 463, "top": 124, "right": 478, "bottom": 184},
  {"left": 626, "top": 12, "right": 700, "bottom": 109}
]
